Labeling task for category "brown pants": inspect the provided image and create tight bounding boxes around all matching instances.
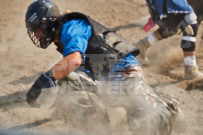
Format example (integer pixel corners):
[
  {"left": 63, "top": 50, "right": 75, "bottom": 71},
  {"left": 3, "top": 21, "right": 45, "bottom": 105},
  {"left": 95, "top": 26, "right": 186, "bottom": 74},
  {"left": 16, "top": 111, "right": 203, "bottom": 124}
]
[{"left": 55, "top": 69, "right": 173, "bottom": 135}]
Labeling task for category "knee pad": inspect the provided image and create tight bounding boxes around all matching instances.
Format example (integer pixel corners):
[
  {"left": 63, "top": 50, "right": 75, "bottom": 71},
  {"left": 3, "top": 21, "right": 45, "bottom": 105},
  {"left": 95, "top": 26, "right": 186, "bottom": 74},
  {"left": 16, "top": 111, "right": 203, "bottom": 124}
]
[
  {"left": 184, "top": 12, "right": 197, "bottom": 25},
  {"left": 181, "top": 22, "right": 198, "bottom": 52}
]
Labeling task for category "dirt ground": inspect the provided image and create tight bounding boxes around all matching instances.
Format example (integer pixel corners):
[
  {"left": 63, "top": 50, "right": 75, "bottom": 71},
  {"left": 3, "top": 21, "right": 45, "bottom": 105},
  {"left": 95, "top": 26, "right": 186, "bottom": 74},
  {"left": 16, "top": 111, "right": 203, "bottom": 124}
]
[{"left": 0, "top": 0, "right": 202, "bottom": 134}]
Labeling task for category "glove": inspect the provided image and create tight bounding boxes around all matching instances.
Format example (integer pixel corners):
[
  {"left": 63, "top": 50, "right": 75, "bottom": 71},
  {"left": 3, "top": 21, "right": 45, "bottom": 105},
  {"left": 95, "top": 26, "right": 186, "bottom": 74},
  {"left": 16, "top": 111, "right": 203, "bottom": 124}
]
[
  {"left": 144, "top": 17, "right": 156, "bottom": 33},
  {"left": 26, "top": 84, "right": 41, "bottom": 108},
  {"left": 26, "top": 70, "right": 56, "bottom": 108}
]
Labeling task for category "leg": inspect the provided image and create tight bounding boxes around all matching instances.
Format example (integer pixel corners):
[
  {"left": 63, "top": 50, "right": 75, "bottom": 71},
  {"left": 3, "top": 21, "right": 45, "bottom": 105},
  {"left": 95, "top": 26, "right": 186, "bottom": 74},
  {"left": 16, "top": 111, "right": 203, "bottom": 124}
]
[
  {"left": 133, "top": 14, "right": 185, "bottom": 66},
  {"left": 120, "top": 72, "right": 172, "bottom": 134},
  {"left": 102, "top": 65, "right": 173, "bottom": 135},
  {"left": 181, "top": 23, "right": 203, "bottom": 79},
  {"left": 133, "top": 30, "right": 161, "bottom": 65},
  {"left": 54, "top": 70, "right": 107, "bottom": 123}
]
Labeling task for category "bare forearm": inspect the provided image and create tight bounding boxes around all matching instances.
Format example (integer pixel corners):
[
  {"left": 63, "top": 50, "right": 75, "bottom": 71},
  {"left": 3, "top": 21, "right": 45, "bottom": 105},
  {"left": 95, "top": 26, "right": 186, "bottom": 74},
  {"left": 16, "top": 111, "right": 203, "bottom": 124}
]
[{"left": 51, "top": 52, "right": 82, "bottom": 80}]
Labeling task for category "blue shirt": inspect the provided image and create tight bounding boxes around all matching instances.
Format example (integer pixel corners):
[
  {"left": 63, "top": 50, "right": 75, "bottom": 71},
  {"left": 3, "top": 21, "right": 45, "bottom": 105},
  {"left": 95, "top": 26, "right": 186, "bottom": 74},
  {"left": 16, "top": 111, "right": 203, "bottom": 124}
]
[
  {"left": 61, "top": 19, "right": 91, "bottom": 59},
  {"left": 148, "top": 0, "right": 193, "bottom": 19},
  {"left": 60, "top": 19, "right": 139, "bottom": 73}
]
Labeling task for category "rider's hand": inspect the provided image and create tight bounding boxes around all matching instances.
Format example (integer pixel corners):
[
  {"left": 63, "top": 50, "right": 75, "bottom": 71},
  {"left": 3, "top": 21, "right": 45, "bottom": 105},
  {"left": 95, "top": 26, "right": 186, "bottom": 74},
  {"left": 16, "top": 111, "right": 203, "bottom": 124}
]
[
  {"left": 26, "top": 70, "right": 56, "bottom": 108},
  {"left": 26, "top": 84, "right": 41, "bottom": 108}
]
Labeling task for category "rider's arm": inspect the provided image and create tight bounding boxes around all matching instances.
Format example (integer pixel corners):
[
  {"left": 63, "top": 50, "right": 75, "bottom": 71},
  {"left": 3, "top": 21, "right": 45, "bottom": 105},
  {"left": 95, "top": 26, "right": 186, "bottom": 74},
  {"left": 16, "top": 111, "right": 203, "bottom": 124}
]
[
  {"left": 26, "top": 19, "right": 91, "bottom": 107},
  {"left": 26, "top": 52, "right": 82, "bottom": 107},
  {"left": 51, "top": 51, "right": 82, "bottom": 80}
]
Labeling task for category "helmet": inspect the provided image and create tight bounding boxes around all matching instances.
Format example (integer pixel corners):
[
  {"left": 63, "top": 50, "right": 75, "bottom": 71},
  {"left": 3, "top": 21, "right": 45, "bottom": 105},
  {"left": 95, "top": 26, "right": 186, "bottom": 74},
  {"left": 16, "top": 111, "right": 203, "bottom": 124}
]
[{"left": 25, "top": 0, "right": 60, "bottom": 49}]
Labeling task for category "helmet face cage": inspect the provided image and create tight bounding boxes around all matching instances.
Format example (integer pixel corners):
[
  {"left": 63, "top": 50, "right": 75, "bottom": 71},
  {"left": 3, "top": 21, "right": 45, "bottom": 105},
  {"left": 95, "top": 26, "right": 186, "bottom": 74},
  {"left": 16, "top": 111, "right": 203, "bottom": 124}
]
[
  {"left": 27, "top": 29, "right": 41, "bottom": 48},
  {"left": 27, "top": 18, "right": 55, "bottom": 49}
]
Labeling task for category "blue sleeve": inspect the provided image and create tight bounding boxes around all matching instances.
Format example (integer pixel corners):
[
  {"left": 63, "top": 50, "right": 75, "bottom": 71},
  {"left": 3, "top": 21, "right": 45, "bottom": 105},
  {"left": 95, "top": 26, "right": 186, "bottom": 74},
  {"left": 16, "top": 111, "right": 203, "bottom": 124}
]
[
  {"left": 60, "top": 19, "right": 92, "bottom": 59},
  {"left": 114, "top": 53, "right": 139, "bottom": 71},
  {"left": 123, "top": 53, "right": 139, "bottom": 66}
]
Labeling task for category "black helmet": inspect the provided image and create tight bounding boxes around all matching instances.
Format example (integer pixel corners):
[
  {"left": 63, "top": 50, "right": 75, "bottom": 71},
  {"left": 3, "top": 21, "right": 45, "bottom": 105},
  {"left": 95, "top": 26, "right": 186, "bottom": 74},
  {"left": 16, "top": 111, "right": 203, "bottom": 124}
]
[{"left": 25, "top": 0, "right": 60, "bottom": 49}]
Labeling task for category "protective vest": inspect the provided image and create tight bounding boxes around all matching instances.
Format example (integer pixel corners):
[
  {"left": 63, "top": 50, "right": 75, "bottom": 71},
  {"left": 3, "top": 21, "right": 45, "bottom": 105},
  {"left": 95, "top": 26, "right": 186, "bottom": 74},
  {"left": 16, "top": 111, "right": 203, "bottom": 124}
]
[{"left": 55, "top": 12, "right": 139, "bottom": 78}]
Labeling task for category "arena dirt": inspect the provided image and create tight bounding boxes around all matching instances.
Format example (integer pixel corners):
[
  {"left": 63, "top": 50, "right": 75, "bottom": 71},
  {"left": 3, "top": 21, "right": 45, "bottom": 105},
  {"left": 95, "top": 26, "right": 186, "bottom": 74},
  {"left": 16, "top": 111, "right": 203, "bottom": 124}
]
[{"left": 0, "top": 0, "right": 202, "bottom": 135}]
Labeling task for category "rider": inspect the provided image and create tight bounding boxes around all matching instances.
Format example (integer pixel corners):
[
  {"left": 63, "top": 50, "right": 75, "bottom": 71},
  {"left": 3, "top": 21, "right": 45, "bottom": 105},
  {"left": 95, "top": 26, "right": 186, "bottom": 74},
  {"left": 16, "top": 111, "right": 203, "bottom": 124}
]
[
  {"left": 25, "top": 0, "right": 141, "bottom": 107},
  {"left": 25, "top": 1, "right": 174, "bottom": 134},
  {"left": 134, "top": 0, "right": 203, "bottom": 80}
]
